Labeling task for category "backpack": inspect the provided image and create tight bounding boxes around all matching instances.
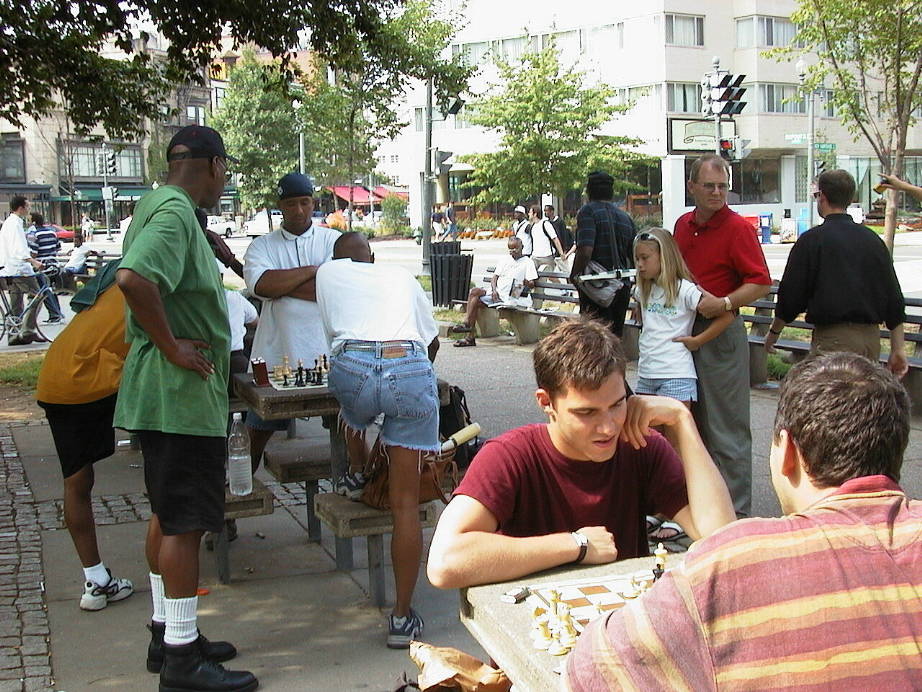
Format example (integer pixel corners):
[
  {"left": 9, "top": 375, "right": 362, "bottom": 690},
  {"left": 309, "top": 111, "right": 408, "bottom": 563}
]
[{"left": 438, "top": 385, "right": 483, "bottom": 469}]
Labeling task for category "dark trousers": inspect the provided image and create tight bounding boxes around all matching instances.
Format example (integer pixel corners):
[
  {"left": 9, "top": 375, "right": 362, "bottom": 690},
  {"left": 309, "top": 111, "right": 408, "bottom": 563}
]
[{"left": 577, "top": 284, "right": 632, "bottom": 337}]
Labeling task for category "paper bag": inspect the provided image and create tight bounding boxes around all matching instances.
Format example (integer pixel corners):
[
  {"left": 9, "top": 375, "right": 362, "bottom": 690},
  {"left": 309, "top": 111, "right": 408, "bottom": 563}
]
[{"left": 409, "top": 641, "right": 512, "bottom": 692}]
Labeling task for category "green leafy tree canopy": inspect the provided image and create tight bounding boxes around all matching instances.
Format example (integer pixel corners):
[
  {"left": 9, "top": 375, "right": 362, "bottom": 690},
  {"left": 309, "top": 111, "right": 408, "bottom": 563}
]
[
  {"left": 461, "top": 41, "right": 647, "bottom": 205},
  {"left": 769, "top": 0, "right": 922, "bottom": 249},
  {"left": 210, "top": 51, "right": 300, "bottom": 212},
  {"left": 0, "top": 0, "right": 454, "bottom": 140}
]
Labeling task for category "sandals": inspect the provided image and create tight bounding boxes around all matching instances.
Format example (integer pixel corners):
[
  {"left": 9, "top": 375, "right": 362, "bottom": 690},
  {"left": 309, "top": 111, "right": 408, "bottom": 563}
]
[
  {"left": 453, "top": 337, "right": 477, "bottom": 347},
  {"left": 447, "top": 324, "right": 471, "bottom": 334},
  {"left": 649, "top": 520, "right": 688, "bottom": 542}
]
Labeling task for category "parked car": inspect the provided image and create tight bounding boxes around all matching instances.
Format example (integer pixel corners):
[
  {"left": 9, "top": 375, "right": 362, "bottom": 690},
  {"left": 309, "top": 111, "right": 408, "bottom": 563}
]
[
  {"left": 207, "top": 215, "right": 237, "bottom": 238},
  {"left": 243, "top": 209, "right": 284, "bottom": 237},
  {"left": 52, "top": 224, "right": 75, "bottom": 242}
]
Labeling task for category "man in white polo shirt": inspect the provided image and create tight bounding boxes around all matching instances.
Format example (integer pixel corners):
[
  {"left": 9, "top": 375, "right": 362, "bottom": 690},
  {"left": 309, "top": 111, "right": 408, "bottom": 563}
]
[
  {"left": 0, "top": 195, "right": 45, "bottom": 345},
  {"left": 243, "top": 172, "right": 340, "bottom": 467},
  {"left": 316, "top": 231, "right": 440, "bottom": 649}
]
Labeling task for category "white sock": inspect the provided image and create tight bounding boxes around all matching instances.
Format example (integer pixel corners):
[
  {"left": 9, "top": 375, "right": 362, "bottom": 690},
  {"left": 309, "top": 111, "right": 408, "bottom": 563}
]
[
  {"left": 83, "top": 562, "right": 109, "bottom": 586},
  {"left": 164, "top": 596, "right": 198, "bottom": 646},
  {"left": 149, "top": 572, "right": 166, "bottom": 624}
]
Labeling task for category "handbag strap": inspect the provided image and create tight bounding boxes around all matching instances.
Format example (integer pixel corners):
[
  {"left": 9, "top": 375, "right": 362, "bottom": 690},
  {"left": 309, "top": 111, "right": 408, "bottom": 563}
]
[{"left": 602, "top": 203, "right": 625, "bottom": 270}]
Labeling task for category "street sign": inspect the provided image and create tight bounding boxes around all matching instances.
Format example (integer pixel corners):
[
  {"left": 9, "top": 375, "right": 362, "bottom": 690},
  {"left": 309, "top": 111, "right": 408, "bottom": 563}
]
[
  {"left": 814, "top": 142, "right": 837, "bottom": 152},
  {"left": 785, "top": 133, "right": 806, "bottom": 144},
  {"left": 101, "top": 185, "right": 115, "bottom": 201}
]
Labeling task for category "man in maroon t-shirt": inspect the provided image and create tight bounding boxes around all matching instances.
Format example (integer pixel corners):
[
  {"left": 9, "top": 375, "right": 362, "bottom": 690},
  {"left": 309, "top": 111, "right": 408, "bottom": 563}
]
[
  {"left": 674, "top": 153, "right": 771, "bottom": 519},
  {"left": 427, "top": 318, "right": 735, "bottom": 589}
]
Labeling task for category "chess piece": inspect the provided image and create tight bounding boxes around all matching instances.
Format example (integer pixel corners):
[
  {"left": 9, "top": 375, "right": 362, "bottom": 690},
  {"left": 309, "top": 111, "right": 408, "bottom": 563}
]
[
  {"left": 532, "top": 616, "right": 552, "bottom": 651},
  {"left": 653, "top": 542, "right": 667, "bottom": 581},
  {"left": 281, "top": 355, "right": 291, "bottom": 377},
  {"left": 282, "top": 374, "right": 289, "bottom": 387}
]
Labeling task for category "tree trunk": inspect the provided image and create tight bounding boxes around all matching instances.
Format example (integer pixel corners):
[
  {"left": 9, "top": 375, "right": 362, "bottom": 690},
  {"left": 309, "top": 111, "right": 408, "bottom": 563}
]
[{"left": 883, "top": 141, "right": 906, "bottom": 254}]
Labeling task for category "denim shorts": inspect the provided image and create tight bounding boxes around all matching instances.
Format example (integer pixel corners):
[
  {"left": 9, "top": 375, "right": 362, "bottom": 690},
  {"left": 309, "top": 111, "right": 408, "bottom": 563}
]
[
  {"left": 635, "top": 376, "right": 698, "bottom": 402},
  {"left": 329, "top": 343, "right": 440, "bottom": 452}
]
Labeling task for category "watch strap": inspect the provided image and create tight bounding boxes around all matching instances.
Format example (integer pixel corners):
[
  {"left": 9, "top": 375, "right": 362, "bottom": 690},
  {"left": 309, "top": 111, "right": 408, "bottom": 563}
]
[{"left": 571, "top": 532, "right": 588, "bottom": 564}]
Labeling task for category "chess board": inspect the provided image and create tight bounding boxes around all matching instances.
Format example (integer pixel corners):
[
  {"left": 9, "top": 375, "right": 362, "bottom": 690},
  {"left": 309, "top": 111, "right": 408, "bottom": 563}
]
[
  {"left": 267, "top": 371, "right": 328, "bottom": 391},
  {"left": 529, "top": 570, "right": 655, "bottom": 633}
]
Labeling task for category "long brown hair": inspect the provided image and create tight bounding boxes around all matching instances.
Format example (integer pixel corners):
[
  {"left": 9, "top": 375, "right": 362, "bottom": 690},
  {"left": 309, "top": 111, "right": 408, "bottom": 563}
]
[{"left": 633, "top": 227, "right": 695, "bottom": 308}]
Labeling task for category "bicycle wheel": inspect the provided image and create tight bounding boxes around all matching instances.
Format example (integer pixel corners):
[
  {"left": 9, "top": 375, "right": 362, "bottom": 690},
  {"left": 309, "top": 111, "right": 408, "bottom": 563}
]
[{"left": 34, "top": 319, "right": 52, "bottom": 344}]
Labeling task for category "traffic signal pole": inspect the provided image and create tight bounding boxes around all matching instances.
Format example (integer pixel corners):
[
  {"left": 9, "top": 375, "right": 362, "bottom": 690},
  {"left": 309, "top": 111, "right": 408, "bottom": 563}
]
[{"left": 100, "top": 143, "right": 112, "bottom": 241}]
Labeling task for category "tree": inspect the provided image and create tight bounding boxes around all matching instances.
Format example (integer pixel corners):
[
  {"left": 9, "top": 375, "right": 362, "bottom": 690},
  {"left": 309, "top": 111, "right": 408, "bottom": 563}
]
[
  {"left": 771, "top": 1, "right": 922, "bottom": 251},
  {"left": 317, "top": 0, "right": 472, "bottom": 226},
  {"left": 209, "top": 51, "right": 300, "bottom": 214},
  {"left": 0, "top": 0, "right": 455, "bottom": 140},
  {"left": 461, "top": 42, "right": 647, "bottom": 205}
]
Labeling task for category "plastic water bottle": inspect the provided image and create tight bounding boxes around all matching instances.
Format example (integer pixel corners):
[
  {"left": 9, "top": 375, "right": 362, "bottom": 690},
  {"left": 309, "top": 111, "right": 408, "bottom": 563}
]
[{"left": 227, "top": 412, "right": 252, "bottom": 496}]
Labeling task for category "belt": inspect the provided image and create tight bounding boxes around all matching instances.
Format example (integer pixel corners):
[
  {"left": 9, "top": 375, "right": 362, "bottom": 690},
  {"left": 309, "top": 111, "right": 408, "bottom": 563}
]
[{"left": 340, "top": 340, "right": 420, "bottom": 359}]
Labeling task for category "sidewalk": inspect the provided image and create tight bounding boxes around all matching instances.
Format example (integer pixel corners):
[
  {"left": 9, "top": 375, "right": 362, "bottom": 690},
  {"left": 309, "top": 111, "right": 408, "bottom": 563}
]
[{"left": 2, "top": 335, "right": 921, "bottom": 691}]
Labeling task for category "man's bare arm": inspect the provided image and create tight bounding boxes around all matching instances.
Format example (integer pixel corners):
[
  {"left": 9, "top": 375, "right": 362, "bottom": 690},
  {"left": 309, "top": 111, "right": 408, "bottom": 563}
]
[
  {"left": 427, "top": 496, "right": 617, "bottom": 589},
  {"left": 620, "top": 395, "right": 735, "bottom": 539},
  {"left": 116, "top": 268, "right": 214, "bottom": 379},
  {"left": 253, "top": 266, "right": 318, "bottom": 299},
  {"left": 698, "top": 282, "right": 771, "bottom": 319}
]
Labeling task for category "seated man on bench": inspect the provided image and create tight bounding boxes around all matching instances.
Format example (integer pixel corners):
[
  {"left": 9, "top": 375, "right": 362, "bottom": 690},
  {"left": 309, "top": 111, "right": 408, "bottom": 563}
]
[
  {"left": 427, "top": 318, "right": 735, "bottom": 588},
  {"left": 450, "top": 236, "right": 536, "bottom": 347}
]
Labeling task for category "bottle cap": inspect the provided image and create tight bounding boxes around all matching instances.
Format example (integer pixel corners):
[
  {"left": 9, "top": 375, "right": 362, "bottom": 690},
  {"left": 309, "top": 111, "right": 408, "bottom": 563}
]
[{"left": 233, "top": 412, "right": 242, "bottom": 421}]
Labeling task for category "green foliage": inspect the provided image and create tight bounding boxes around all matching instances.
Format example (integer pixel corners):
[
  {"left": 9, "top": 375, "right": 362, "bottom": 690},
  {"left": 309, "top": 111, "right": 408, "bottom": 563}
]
[
  {"left": 768, "top": 1, "right": 922, "bottom": 250},
  {"left": 210, "top": 51, "right": 300, "bottom": 212},
  {"left": 461, "top": 41, "right": 649, "bottom": 204},
  {"left": 0, "top": 1, "right": 407, "bottom": 139},
  {"left": 380, "top": 194, "right": 409, "bottom": 234},
  {"left": 767, "top": 353, "right": 792, "bottom": 381}
]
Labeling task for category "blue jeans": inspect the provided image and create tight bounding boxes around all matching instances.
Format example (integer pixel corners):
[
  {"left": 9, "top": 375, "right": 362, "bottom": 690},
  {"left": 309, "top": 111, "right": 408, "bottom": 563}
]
[
  {"left": 329, "top": 342, "right": 440, "bottom": 452},
  {"left": 37, "top": 273, "right": 63, "bottom": 320}
]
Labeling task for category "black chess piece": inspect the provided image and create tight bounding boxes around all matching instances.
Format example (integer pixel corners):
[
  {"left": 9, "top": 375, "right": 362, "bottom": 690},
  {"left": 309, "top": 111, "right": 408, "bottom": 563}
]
[
  {"left": 283, "top": 374, "right": 288, "bottom": 387},
  {"left": 652, "top": 566, "right": 664, "bottom": 581},
  {"left": 296, "top": 365, "right": 304, "bottom": 387}
]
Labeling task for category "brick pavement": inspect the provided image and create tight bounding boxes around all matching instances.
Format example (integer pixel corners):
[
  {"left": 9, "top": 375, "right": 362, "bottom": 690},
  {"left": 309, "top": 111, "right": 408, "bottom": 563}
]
[{"left": 0, "top": 427, "right": 52, "bottom": 692}]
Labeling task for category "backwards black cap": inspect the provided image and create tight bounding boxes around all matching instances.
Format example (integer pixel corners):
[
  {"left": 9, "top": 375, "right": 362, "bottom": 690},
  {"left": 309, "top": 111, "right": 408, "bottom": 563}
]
[
  {"left": 277, "top": 172, "right": 314, "bottom": 200},
  {"left": 167, "top": 125, "right": 238, "bottom": 163}
]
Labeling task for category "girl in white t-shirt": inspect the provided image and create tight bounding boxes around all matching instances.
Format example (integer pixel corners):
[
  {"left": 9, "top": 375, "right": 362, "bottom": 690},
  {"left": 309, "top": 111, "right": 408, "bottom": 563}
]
[{"left": 632, "top": 227, "right": 732, "bottom": 405}]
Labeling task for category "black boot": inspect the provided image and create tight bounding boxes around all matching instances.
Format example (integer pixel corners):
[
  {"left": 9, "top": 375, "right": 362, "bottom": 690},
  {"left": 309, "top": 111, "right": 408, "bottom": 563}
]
[
  {"left": 159, "top": 641, "right": 257, "bottom": 692},
  {"left": 147, "top": 622, "right": 238, "bottom": 673}
]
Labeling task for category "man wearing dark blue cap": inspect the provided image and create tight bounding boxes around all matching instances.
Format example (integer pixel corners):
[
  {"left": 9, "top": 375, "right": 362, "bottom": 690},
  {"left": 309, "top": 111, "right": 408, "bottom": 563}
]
[
  {"left": 243, "top": 172, "right": 341, "bottom": 467},
  {"left": 114, "top": 124, "right": 257, "bottom": 692}
]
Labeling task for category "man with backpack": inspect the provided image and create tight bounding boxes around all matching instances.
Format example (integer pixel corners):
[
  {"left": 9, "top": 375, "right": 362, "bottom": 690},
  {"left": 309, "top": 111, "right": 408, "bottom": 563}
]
[{"left": 527, "top": 205, "right": 565, "bottom": 273}]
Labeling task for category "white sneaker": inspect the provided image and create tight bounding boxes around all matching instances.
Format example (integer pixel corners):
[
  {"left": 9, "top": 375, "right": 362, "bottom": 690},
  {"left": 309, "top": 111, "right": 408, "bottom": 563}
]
[{"left": 79, "top": 569, "right": 134, "bottom": 611}]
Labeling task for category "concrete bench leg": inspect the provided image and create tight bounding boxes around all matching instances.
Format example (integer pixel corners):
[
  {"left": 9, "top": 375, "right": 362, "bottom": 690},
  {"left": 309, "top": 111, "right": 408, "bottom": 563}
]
[
  {"left": 749, "top": 341, "right": 768, "bottom": 386},
  {"left": 509, "top": 313, "right": 540, "bottom": 345},
  {"left": 366, "top": 534, "right": 386, "bottom": 607},
  {"left": 476, "top": 308, "right": 500, "bottom": 338},
  {"left": 305, "top": 480, "right": 321, "bottom": 542},
  {"left": 334, "top": 537, "right": 354, "bottom": 571},
  {"left": 621, "top": 324, "right": 640, "bottom": 362},
  {"left": 214, "top": 526, "right": 230, "bottom": 584}
]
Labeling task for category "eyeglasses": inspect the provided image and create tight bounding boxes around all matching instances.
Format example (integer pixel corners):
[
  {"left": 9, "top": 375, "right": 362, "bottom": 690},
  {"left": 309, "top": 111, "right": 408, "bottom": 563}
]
[
  {"left": 696, "top": 182, "right": 729, "bottom": 192},
  {"left": 812, "top": 190, "right": 821, "bottom": 199}
]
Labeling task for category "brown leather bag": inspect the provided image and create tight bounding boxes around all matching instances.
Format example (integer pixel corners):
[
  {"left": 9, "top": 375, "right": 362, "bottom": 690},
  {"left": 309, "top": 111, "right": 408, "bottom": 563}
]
[{"left": 361, "top": 448, "right": 459, "bottom": 511}]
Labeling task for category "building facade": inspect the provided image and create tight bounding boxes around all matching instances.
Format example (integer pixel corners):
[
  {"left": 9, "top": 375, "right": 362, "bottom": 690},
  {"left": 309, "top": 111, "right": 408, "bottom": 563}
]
[{"left": 377, "top": 0, "right": 922, "bottom": 229}]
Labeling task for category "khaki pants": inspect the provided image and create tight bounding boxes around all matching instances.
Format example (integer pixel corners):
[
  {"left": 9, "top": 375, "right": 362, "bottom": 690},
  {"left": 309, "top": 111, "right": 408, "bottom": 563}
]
[{"left": 811, "top": 323, "right": 881, "bottom": 361}]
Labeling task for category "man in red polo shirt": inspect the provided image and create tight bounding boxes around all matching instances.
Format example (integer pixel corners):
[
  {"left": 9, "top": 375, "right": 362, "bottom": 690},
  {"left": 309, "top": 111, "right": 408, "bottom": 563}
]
[{"left": 674, "top": 153, "right": 771, "bottom": 518}]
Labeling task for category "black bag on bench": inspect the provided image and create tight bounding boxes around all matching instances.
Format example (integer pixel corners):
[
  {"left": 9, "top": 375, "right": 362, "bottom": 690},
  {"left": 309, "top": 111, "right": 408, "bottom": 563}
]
[{"left": 439, "top": 385, "right": 482, "bottom": 469}]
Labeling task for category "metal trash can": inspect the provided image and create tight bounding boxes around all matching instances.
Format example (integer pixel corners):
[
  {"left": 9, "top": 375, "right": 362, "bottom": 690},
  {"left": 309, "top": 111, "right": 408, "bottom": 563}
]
[
  {"left": 430, "top": 241, "right": 461, "bottom": 256},
  {"left": 430, "top": 253, "right": 473, "bottom": 307}
]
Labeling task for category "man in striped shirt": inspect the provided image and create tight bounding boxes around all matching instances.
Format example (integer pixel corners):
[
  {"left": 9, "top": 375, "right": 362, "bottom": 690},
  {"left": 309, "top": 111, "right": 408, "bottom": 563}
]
[
  {"left": 566, "top": 352, "right": 921, "bottom": 691},
  {"left": 27, "top": 212, "right": 64, "bottom": 323}
]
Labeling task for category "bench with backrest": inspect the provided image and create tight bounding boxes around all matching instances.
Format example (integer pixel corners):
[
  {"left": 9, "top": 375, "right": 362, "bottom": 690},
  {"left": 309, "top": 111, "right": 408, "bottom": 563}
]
[
  {"left": 741, "top": 284, "right": 922, "bottom": 390},
  {"left": 451, "top": 268, "right": 581, "bottom": 345},
  {"left": 52, "top": 252, "right": 121, "bottom": 291}
]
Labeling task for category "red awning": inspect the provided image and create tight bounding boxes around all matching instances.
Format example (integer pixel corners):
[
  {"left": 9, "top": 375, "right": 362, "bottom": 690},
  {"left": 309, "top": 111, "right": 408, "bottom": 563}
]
[
  {"left": 373, "top": 186, "right": 408, "bottom": 201},
  {"left": 325, "top": 185, "right": 380, "bottom": 206}
]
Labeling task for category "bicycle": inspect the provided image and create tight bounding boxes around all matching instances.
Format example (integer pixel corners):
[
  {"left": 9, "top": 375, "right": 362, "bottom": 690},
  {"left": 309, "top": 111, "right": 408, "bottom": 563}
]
[{"left": 0, "top": 270, "right": 58, "bottom": 344}]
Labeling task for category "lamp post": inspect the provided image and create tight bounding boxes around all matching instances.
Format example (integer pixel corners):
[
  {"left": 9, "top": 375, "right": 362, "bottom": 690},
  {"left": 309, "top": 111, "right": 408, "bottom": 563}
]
[
  {"left": 292, "top": 99, "right": 305, "bottom": 174},
  {"left": 797, "top": 59, "right": 816, "bottom": 227},
  {"left": 420, "top": 78, "right": 434, "bottom": 275}
]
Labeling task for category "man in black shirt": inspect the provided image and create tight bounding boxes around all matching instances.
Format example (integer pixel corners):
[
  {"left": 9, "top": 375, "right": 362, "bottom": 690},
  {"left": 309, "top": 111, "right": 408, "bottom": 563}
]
[
  {"left": 766, "top": 169, "right": 907, "bottom": 377},
  {"left": 571, "top": 171, "right": 636, "bottom": 337}
]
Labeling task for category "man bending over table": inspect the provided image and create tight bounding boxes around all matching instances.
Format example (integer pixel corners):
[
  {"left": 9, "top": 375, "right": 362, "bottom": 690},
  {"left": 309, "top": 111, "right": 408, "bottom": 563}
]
[
  {"left": 427, "top": 318, "right": 734, "bottom": 589},
  {"left": 566, "top": 352, "right": 922, "bottom": 690}
]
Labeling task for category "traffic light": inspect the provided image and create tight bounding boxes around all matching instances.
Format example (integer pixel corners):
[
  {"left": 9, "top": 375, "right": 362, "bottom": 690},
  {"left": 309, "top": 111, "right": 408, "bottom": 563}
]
[
  {"left": 719, "top": 139, "right": 734, "bottom": 161},
  {"left": 105, "top": 149, "right": 117, "bottom": 176},
  {"left": 701, "top": 73, "right": 747, "bottom": 117},
  {"left": 433, "top": 149, "right": 452, "bottom": 175},
  {"left": 735, "top": 137, "right": 752, "bottom": 160},
  {"left": 814, "top": 159, "right": 827, "bottom": 177}
]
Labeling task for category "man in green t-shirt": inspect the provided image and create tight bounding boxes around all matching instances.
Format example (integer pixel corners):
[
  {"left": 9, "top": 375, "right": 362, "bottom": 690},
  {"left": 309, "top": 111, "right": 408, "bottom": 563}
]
[{"left": 114, "top": 126, "right": 257, "bottom": 692}]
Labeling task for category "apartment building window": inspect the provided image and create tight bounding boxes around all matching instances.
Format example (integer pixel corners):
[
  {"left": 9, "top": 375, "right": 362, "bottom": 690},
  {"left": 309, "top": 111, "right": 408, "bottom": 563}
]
[
  {"left": 213, "top": 87, "right": 226, "bottom": 112},
  {"left": 759, "top": 83, "right": 806, "bottom": 113},
  {"left": 617, "top": 22, "right": 624, "bottom": 49},
  {"left": 736, "top": 16, "right": 797, "bottom": 48},
  {"left": 819, "top": 89, "right": 836, "bottom": 117},
  {"left": 0, "top": 137, "right": 25, "bottom": 183},
  {"left": 115, "top": 147, "right": 143, "bottom": 178},
  {"left": 452, "top": 41, "right": 491, "bottom": 67},
  {"left": 186, "top": 105, "right": 206, "bottom": 125},
  {"left": 497, "top": 36, "right": 528, "bottom": 61},
  {"left": 667, "top": 83, "right": 701, "bottom": 113},
  {"left": 665, "top": 14, "right": 704, "bottom": 47}
]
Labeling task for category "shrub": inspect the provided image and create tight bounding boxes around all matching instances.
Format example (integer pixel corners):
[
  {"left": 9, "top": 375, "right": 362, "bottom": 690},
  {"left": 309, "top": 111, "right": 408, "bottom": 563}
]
[{"left": 381, "top": 194, "right": 408, "bottom": 235}]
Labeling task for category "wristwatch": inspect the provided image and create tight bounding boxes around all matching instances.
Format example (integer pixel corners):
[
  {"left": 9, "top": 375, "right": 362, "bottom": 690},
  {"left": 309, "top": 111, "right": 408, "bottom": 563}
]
[
  {"left": 570, "top": 532, "right": 589, "bottom": 564},
  {"left": 723, "top": 295, "right": 733, "bottom": 312}
]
